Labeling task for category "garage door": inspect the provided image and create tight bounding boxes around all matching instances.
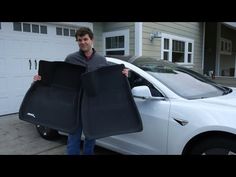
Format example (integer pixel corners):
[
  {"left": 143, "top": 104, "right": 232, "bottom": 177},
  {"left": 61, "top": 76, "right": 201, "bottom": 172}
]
[{"left": 0, "top": 22, "right": 86, "bottom": 116}]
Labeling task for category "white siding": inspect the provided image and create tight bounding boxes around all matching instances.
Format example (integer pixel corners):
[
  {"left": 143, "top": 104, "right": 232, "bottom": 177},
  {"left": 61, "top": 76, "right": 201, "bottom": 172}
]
[{"left": 143, "top": 22, "right": 203, "bottom": 73}]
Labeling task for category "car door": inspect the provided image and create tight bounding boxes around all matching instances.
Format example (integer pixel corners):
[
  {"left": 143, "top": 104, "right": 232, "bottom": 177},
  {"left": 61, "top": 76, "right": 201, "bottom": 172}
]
[{"left": 100, "top": 70, "right": 171, "bottom": 154}]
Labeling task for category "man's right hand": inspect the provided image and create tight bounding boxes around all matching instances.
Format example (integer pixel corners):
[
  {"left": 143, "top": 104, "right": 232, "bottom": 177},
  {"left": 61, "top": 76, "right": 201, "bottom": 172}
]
[{"left": 33, "top": 75, "right": 41, "bottom": 81}]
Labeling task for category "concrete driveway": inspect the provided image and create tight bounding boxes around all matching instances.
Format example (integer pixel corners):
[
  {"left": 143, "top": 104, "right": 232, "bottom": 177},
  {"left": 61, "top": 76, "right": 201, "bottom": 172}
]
[{"left": 0, "top": 114, "right": 118, "bottom": 155}]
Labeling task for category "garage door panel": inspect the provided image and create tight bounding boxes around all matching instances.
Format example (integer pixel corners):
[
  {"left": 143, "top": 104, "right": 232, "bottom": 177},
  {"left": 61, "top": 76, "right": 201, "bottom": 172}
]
[
  {"left": 14, "top": 96, "right": 24, "bottom": 113},
  {"left": 37, "top": 41, "right": 76, "bottom": 61},
  {"left": 0, "top": 77, "right": 9, "bottom": 115},
  {"left": 0, "top": 98, "right": 10, "bottom": 115},
  {"left": 1, "top": 22, "right": 84, "bottom": 116},
  {"left": 5, "top": 40, "right": 33, "bottom": 58},
  {"left": 0, "top": 58, "right": 7, "bottom": 76},
  {"left": 13, "top": 76, "right": 33, "bottom": 95},
  {"left": 0, "top": 77, "right": 8, "bottom": 97},
  {"left": 9, "top": 58, "right": 36, "bottom": 75}
]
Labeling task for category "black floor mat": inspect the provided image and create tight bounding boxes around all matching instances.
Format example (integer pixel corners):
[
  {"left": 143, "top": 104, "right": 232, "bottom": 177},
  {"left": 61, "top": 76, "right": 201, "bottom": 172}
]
[
  {"left": 81, "top": 64, "right": 143, "bottom": 139},
  {"left": 19, "top": 61, "right": 143, "bottom": 138},
  {"left": 19, "top": 60, "right": 86, "bottom": 133}
]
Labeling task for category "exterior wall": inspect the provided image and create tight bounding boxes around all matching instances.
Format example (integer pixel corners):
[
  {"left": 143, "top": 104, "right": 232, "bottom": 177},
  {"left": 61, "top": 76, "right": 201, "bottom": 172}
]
[
  {"left": 93, "top": 22, "right": 104, "bottom": 55},
  {"left": 142, "top": 22, "right": 203, "bottom": 73},
  {"left": 204, "top": 23, "right": 217, "bottom": 75},
  {"left": 102, "top": 22, "right": 135, "bottom": 56},
  {"left": 221, "top": 24, "right": 236, "bottom": 52},
  {"left": 220, "top": 54, "right": 235, "bottom": 75},
  {"left": 220, "top": 24, "right": 236, "bottom": 76},
  {"left": 95, "top": 22, "right": 204, "bottom": 74}
]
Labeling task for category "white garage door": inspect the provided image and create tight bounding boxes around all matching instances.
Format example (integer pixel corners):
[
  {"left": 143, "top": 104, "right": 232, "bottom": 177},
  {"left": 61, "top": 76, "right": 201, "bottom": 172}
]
[{"left": 0, "top": 22, "right": 87, "bottom": 116}]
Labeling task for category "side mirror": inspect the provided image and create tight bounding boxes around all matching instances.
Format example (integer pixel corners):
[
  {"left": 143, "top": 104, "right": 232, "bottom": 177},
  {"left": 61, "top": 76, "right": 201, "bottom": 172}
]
[
  {"left": 131, "top": 86, "right": 165, "bottom": 101},
  {"left": 131, "top": 86, "right": 152, "bottom": 99}
]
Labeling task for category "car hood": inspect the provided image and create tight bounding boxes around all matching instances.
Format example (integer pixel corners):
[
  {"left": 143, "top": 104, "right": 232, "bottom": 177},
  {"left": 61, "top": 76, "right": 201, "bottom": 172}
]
[{"left": 199, "top": 88, "right": 236, "bottom": 108}]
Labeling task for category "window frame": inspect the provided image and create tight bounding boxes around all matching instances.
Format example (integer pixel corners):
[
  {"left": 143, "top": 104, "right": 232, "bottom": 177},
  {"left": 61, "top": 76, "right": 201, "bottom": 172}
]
[
  {"left": 161, "top": 33, "right": 194, "bottom": 65},
  {"left": 13, "top": 22, "right": 48, "bottom": 35},
  {"left": 40, "top": 25, "right": 47, "bottom": 34},
  {"left": 63, "top": 28, "right": 69, "bottom": 36},
  {"left": 56, "top": 26, "right": 76, "bottom": 37},
  {"left": 220, "top": 37, "right": 232, "bottom": 55},
  {"left": 13, "top": 22, "right": 22, "bottom": 31},
  {"left": 103, "top": 29, "right": 129, "bottom": 56},
  {"left": 23, "top": 23, "right": 31, "bottom": 32},
  {"left": 32, "top": 24, "right": 40, "bottom": 33}
]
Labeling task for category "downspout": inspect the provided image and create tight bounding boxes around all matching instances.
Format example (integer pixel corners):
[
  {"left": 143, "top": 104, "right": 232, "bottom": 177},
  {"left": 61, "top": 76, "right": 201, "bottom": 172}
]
[
  {"left": 135, "top": 22, "right": 142, "bottom": 57},
  {"left": 235, "top": 55, "right": 236, "bottom": 78},
  {"left": 202, "top": 22, "right": 205, "bottom": 73},
  {"left": 215, "top": 22, "right": 221, "bottom": 76}
]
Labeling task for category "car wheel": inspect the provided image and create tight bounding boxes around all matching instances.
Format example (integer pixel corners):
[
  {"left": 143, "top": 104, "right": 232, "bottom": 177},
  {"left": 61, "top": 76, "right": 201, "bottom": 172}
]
[
  {"left": 189, "top": 136, "right": 236, "bottom": 155},
  {"left": 36, "top": 125, "right": 60, "bottom": 140}
]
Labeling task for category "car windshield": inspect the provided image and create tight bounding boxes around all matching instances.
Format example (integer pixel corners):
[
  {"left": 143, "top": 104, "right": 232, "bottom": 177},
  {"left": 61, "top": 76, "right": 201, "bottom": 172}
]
[{"left": 132, "top": 57, "right": 231, "bottom": 99}]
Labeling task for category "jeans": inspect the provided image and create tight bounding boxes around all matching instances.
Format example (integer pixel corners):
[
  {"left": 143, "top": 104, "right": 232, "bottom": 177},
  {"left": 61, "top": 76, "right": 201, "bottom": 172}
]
[{"left": 67, "top": 124, "right": 96, "bottom": 155}]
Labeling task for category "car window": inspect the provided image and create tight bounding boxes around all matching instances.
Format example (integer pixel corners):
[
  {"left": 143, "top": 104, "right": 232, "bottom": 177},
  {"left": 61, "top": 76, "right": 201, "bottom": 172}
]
[
  {"left": 132, "top": 57, "right": 229, "bottom": 99},
  {"left": 128, "top": 71, "right": 163, "bottom": 97},
  {"left": 107, "top": 60, "right": 163, "bottom": 97}
]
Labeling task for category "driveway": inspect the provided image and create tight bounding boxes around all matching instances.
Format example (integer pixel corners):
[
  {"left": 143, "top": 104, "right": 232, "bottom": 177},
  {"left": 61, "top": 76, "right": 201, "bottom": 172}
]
[{"left": 0, "top": 114, "right": 118, "bottom": 155}]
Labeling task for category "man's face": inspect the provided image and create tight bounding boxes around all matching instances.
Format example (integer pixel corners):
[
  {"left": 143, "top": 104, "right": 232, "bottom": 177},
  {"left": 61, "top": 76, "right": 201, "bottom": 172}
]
[{"left": 77, "top": 34, "right": 93, "bottom": 52}]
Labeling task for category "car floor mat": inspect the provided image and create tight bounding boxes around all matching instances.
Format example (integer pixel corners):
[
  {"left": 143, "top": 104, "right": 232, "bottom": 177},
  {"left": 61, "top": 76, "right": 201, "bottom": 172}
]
[
  {"left": 19, "top": 60, "right": 86, "bottom": 133},
  {"left": 81, "top": 64, "right": 143, "bottom": 139}
]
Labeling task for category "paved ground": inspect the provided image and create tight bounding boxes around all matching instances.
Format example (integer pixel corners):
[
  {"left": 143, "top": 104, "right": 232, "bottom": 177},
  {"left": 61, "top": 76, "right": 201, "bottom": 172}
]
[{"left": 0, "top": 114, "right": 119, "bottom": 155}]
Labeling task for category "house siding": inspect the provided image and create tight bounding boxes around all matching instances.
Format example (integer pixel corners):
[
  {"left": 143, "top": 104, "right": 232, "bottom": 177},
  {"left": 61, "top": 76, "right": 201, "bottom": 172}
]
[
  {"left": 221, "top": 24, "right": 236, "bottom": 52},
  {"left": 93, "top": 22, "right": 104, "bottom": 55},
  {"left": 220, "top": 24, "right": 236, "bottom": 76},
  {"left": 102, "top": 22, "right": 135, "bottom": 56},
  {"left": 143, "top": 22, "right": 204, "bottom": 73},
  {"left": 95, "top": 22, "right": 204, "bottom": 73}
]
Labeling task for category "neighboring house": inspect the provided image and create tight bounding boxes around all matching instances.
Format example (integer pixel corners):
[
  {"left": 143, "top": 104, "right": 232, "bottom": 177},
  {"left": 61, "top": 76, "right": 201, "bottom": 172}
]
[
  {"left": 0, "top": 22, "right": 235, "bottom": 116},
  {"left": 204, "top": 22, "right": 236, "bottom": 87}
]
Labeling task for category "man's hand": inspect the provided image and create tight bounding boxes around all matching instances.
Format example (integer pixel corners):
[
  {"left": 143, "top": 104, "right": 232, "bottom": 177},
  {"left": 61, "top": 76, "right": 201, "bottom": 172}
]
[
  {"left": 33, "top": 75, "right": 41, "bottom": 81},
  {"left": 122, "top": 68, "right": 129, "bottom": 77}
]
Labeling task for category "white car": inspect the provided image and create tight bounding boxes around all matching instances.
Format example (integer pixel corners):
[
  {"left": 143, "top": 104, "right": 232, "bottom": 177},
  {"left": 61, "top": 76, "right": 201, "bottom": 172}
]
[{"left": 36, "top": 56, "right": 236, "bottom": 155}]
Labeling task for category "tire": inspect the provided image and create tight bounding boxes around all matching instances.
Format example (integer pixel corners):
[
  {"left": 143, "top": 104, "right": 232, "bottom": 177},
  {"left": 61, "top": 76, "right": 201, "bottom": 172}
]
[
  {"left": 189, "top": 136, "right": 236, "bottom": 155},
  {"left": 36, "top": 125, "right": 60, "bottom": 140}
]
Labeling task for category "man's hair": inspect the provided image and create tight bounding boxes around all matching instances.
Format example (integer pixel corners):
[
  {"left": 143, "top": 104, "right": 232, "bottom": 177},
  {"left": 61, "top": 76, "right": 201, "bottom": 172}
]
[{"left": 75, "top": 27, "right": 94, "bottom": 41}]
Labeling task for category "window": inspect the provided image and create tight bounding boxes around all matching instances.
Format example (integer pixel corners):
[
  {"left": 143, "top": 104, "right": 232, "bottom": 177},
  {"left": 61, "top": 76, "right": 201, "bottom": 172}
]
[
  {"left": 220, "top": 38, "right": 232, "bottom": 55},
  {"left": 13, "top": 22, "right": 22, "bottom": 31},
  {"left": 128, "top": 70, "right": 163, "bottom": 97},
  {"left": 70, "top": 29, "right": 75, "bottom": 37},
  {"left": 56, "top": 27, "right": 76, "bottom": 37},
  {"left": 172, "top": 40, "right": 185, "bottom": 63},
  {"left": 103, "top": 29, "right": 129, "bottom": 56},
  {"left": 56, "top": 27, "right": 62, "bottom": 35},
  {"left": 63, "top": 28, "right": 69, "bottom": 36},
  {"left": 163, "top": 38, "right": 169, "bottom": 60},
  {"left": 106, "top": 50, "right": 125, "bottom": 55},
  {"left": 106, "top": 36, "right": 125, "bottom": 49},
  {"left": 40, "top": 25, "right": 47, "bottom": 34},
  {"left": 23, "top": 23, "right": 31, "bottom": 32},
  {"left": 161, "top": 33, "right": 194, "bottom": 64},
  {"left": 188, "top": 43, "right": 193, "bottom": 63},
  {"left": 13, "top": 23, "right": 47, "bottom": 35},
  {"left": 32, "top": 24, "right": 39, "bottom": 33}
]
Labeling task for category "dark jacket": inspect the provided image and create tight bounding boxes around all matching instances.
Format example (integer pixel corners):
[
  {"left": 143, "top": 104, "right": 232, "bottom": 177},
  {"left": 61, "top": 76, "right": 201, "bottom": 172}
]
[{"left": 65, "top": 49, "right": 108, "bottom": 72}]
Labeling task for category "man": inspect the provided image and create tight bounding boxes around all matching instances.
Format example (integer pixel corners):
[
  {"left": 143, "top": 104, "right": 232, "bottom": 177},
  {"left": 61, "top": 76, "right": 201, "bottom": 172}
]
[{"left": 34, "top": 27, "right": 128, "bottom": 155}]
